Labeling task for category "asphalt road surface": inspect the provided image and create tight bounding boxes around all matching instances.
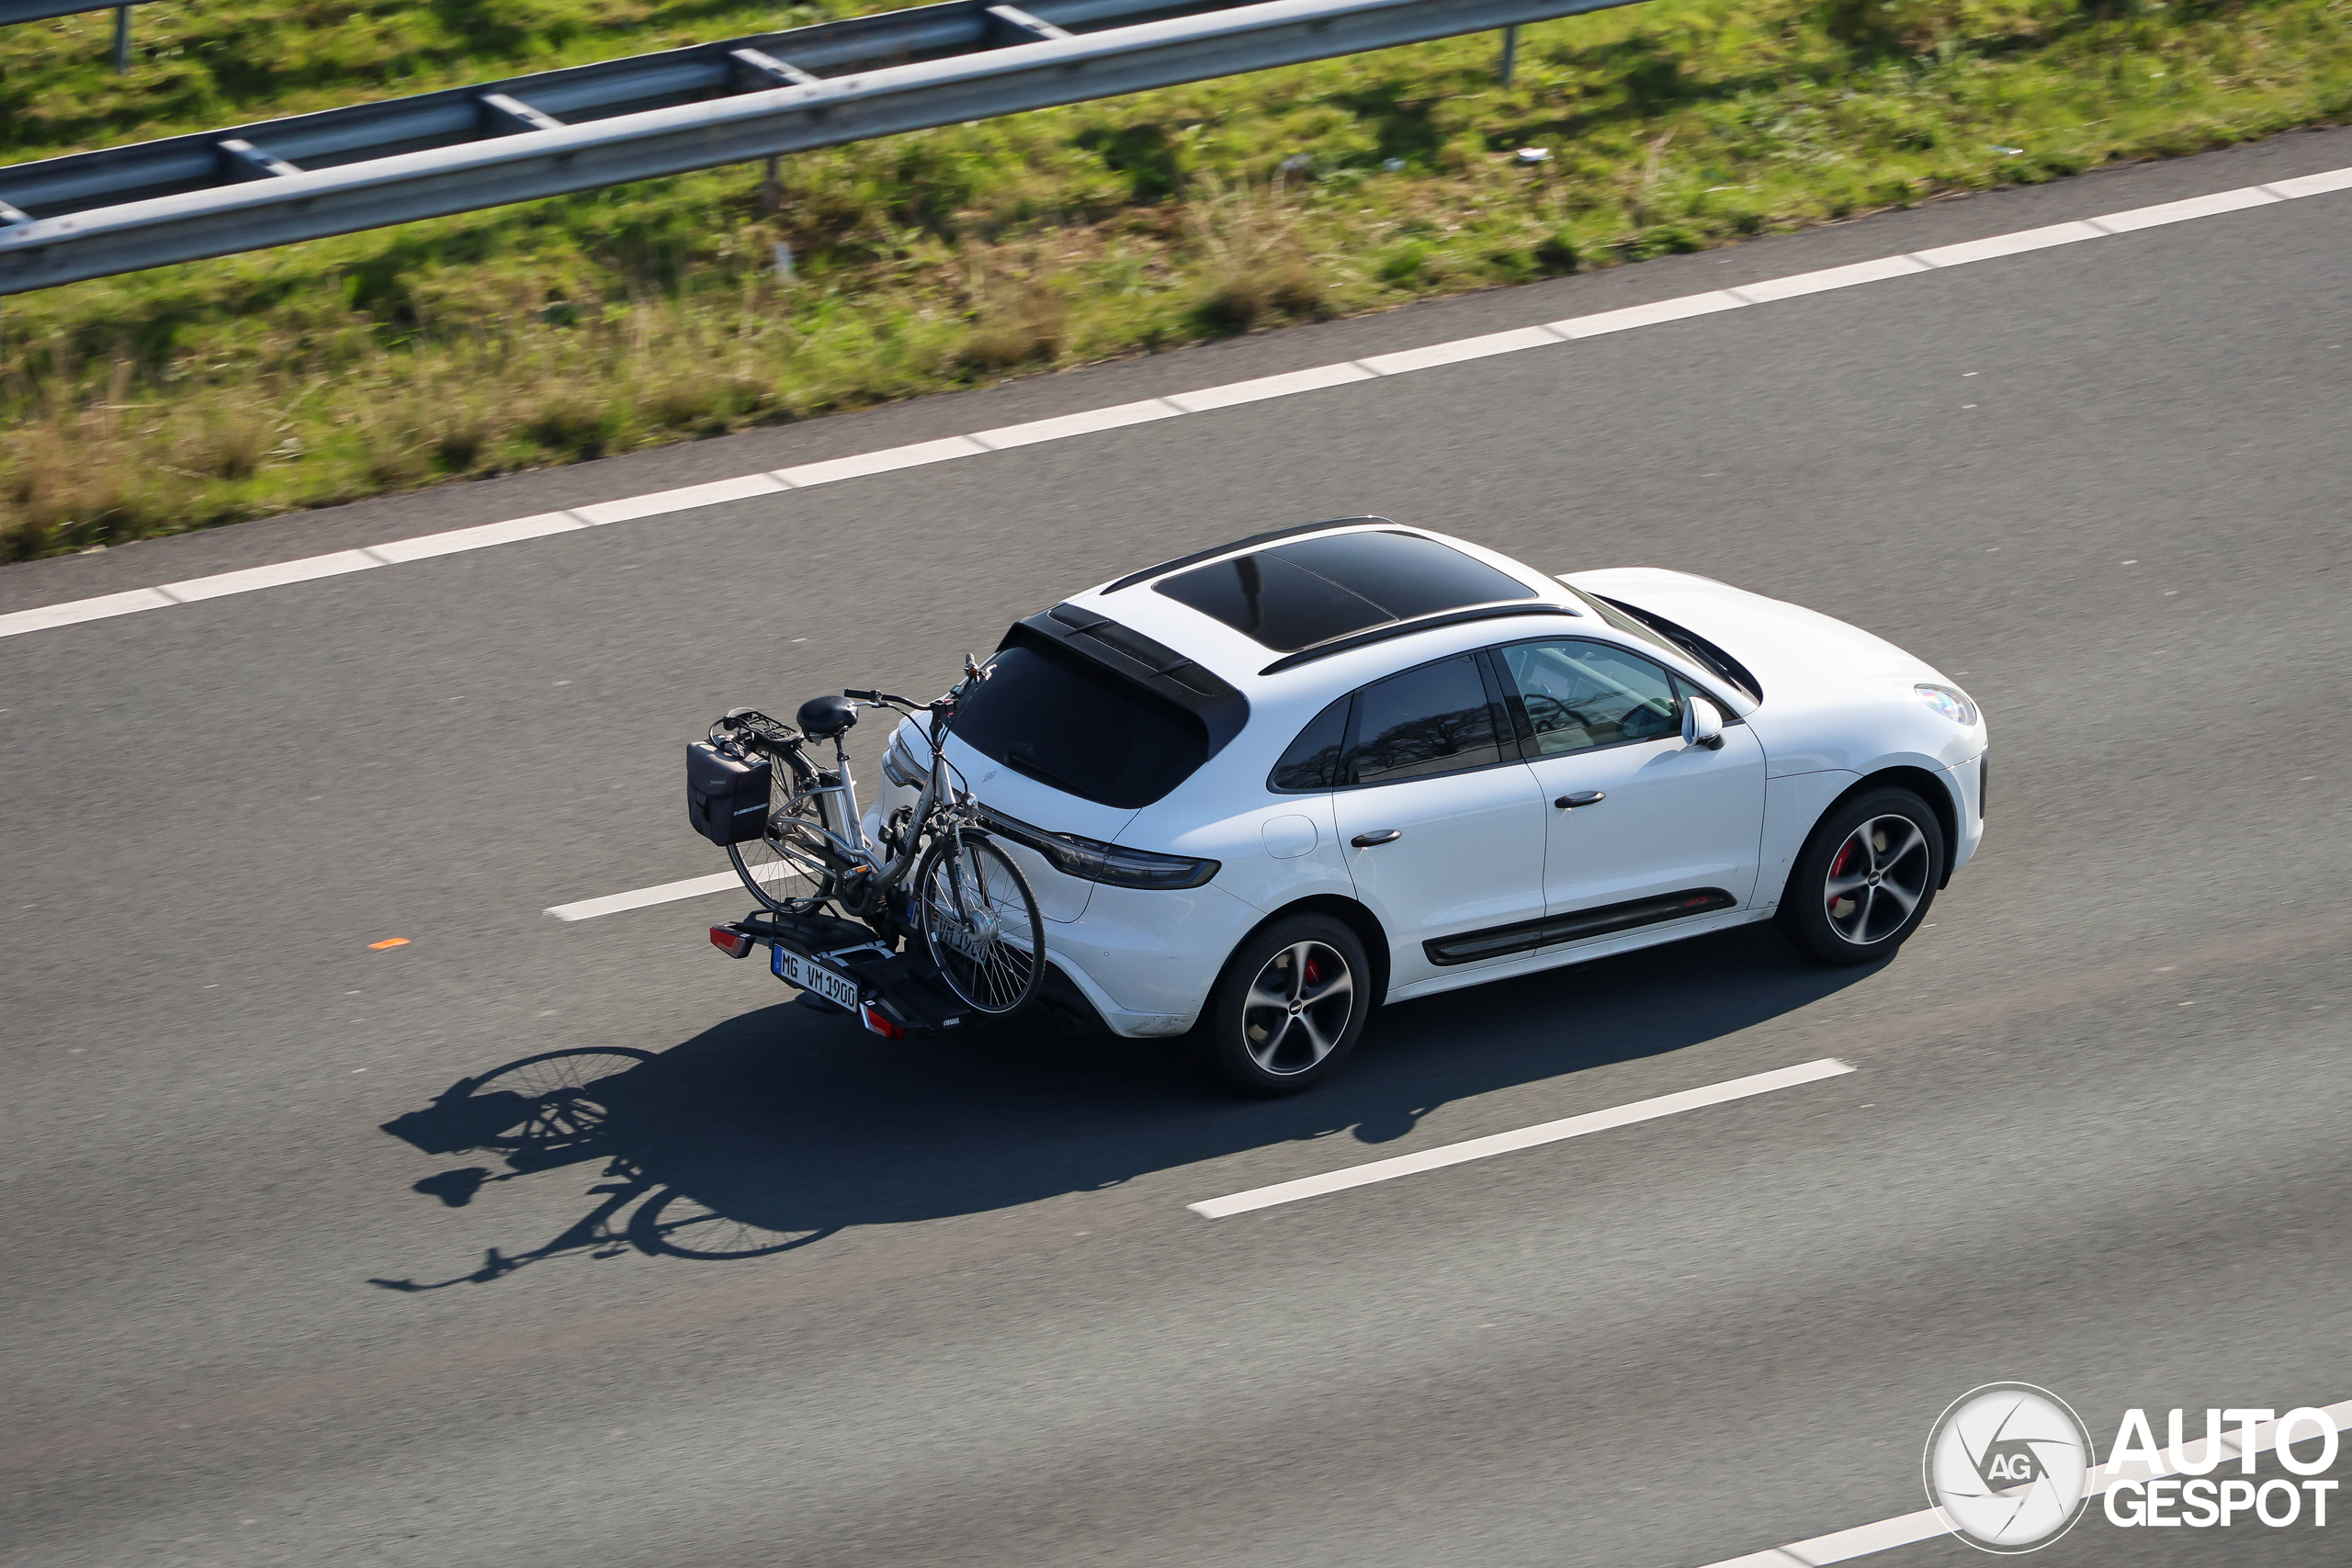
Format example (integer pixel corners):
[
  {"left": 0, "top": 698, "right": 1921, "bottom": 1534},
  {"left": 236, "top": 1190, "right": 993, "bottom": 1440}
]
[{"left": 6, "top": 126, "right": 2350, "bottom": 1568}]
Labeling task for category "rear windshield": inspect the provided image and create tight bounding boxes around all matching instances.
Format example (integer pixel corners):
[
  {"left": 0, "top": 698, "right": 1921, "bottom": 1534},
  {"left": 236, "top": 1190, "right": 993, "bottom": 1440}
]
[{"left": 952, "top": 639, "right": 1210, "bottom": 808}]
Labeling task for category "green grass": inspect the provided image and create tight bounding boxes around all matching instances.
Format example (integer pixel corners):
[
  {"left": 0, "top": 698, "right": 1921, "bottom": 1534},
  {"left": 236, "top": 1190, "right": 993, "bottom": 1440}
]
[{"left": 3, "top": 0, "right": 2348, "bottom": 558}]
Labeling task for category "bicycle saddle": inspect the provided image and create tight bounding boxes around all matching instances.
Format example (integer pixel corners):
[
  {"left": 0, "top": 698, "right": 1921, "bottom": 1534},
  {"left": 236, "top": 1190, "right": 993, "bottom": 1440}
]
[{"left": 797, "top": 693, "right": 859, "bottom": 739}]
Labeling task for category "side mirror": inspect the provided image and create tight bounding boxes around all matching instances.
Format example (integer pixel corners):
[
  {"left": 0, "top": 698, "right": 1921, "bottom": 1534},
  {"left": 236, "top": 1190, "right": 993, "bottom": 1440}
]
[{"left": 1682, "top": 695, "right": 1725, "bottom": 750}]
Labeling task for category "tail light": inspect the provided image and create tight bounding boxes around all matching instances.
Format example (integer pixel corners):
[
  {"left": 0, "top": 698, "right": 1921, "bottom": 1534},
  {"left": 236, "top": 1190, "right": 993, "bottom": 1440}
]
[
  {"left": 707, "top": 925, "right": 753, "bottom": 959},
  {"left": 860, "top": 1004, "right": 907, "bottom": 1040}
]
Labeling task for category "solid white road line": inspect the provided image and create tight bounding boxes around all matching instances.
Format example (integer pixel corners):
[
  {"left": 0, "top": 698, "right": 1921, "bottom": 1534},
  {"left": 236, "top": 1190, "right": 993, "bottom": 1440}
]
[
  {"left": 1355, "top": 323, "right": 1564, "bottom": 375},
  {"left": 6, "top": 158, "right": 2349, "bottom": 643},
  {"left": 2270, "top": 165, "right": 2352, "bottom": 197},
  {"left": 1163, "top": 360, "right": 1377, "bottom": 412},
  {"left": 1730, "top": 254, "right": 1928, "bottom": 304},
  {"left": 773, "top": 434, "right": 987, "bottom": 488},
  {"left": 572, "top": 473, "right": 786, "bottom": 525},
  {"left": 156, "top": 547, "right": 379, "bottom": 603},
  {"left": 2089, "top": 185, "right": 2278, "bottom": 232},
  {"left": 971, "top": 398, "right": 1184, "bottom": 448},
  {"left": 1554, "top": 288, "right": 1747, "bottom": 338},
  {"left": 0, "top": 585, "right": 176, "bottom": 633},
  {"left": 1695, "top": 1396, "right": 2351, "bottom": 1566},
  {"left": 1186, "top": 1058, "right": 1855, "bottom": 1218},
  {"left": 1909, "top": 218, "right": 2104, "bottom": 268},
  {"left": 363, "top": 511, "right": 585, "bottom": 563}
]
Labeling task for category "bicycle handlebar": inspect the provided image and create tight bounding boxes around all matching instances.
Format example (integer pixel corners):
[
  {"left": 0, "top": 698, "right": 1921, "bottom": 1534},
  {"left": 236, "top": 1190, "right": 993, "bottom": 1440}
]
[{"left": 846, "top": 688, "right": 936, "bottom": 711}]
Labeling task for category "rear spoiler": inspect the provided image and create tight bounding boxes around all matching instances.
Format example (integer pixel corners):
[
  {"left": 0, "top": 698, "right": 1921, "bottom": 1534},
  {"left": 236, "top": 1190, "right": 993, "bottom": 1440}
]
[{"left": 1001, "top": 604, "right": 1250, "bottom": 758}]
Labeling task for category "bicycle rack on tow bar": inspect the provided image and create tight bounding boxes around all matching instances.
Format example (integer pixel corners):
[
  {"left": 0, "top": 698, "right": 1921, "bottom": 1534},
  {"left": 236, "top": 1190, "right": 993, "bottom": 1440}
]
[{"left": 705, "top": 909, "right": 970, "bottom": 1040}]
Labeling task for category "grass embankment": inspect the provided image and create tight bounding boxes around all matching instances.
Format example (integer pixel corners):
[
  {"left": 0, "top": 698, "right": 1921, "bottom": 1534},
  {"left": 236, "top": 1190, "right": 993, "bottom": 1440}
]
[{"left": 2, "top": 0, "right": 2348, "bottom": 559}]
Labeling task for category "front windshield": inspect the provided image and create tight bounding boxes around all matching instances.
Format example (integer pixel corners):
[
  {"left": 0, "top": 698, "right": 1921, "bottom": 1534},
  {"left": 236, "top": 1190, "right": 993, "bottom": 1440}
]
[
  {"left": 1561, "top": 584, "right": 1687, "bottom": 660},
  {"left": 1560, "top": 584, "right": 1762, "bottom": 704}
]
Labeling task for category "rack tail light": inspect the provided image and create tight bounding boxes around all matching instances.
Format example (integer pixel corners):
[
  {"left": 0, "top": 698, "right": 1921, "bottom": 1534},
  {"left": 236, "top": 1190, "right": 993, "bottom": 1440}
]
[{"left": 707, "top": 925, "right": 754, "bottom": 959}]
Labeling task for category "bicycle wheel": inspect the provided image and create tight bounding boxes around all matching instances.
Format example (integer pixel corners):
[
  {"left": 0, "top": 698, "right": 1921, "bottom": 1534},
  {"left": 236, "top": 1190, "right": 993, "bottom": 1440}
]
[
  {"left": 915, "top": 829, "right": 1045, "bottom": 1017},
  {"left": 728, "top": 746, "right": 835, "bottom": 914}
]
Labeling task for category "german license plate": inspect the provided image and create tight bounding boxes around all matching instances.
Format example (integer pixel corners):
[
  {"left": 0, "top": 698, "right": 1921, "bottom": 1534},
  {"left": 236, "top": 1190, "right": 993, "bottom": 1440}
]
[{"left": 771, "top": 942, "right": 861, "bottom": 1010}]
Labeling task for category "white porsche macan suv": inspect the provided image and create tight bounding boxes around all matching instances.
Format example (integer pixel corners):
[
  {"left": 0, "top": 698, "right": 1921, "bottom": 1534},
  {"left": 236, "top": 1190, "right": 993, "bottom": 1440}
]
[{"left": 865, "top": 520, "right": 1986, "bottom": 1094}]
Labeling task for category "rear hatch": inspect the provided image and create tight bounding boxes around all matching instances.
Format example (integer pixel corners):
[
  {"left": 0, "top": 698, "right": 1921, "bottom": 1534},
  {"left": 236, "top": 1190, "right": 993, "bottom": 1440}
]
[
  {"left": 938, "top": 740, "right": 1132, "bottom": 923},
  {"left": 943, "top": 627, "right": 1225, "bottom": 922}
]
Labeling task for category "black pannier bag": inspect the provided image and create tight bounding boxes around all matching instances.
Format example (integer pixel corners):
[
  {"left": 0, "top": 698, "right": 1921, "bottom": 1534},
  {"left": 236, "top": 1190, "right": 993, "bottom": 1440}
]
[{"left": 686, "top": 742, "right": 774, "bottom": 846}]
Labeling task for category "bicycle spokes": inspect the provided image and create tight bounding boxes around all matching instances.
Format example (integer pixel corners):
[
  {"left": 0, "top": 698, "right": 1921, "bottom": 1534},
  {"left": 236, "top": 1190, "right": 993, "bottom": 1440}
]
[{"left": 918, "top": 832, "right": 1043, "bottom": 1016}]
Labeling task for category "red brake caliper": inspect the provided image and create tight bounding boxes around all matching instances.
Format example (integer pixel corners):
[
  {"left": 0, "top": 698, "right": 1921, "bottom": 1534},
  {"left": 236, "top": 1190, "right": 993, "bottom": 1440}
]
[
  {"left": 1303, "top": 957, "right": 1323, "bottom": 987},
  {"left": 1828, "top": 840, "right": 1856, "bottom": 909}
]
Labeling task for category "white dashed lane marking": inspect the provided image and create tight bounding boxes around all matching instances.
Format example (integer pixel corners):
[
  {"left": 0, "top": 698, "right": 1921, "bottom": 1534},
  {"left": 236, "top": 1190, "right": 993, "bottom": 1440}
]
[
  {"left": 544, "top": 862, "right": 802, "bottom": 921},
  {"left": 1187, "top": 1058, "right": 1856, "bottom": 1218}
]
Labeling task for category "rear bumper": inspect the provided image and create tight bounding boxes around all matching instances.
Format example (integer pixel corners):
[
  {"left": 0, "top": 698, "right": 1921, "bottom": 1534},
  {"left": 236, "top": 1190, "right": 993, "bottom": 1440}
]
[
  {"left": 865, "top": 789, "right": 1242, "bottom": 1038},
  {"left": 1042, "top": 958, "right": 1194, "bottom": 1038},
  {"left": 1041, "top": 880, "right": 1261, "bottom": 1038}
]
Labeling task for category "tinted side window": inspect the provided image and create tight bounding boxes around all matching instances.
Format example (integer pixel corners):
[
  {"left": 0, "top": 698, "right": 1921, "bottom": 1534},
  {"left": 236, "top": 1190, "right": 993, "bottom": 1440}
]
[
  {"left": 1344, "top": 655, "right": 1503, "bottom": 784},
  {"left": 1270, "top": 694, "right": 1351, "bottom": 792},
  {"left": 1496, "top": 641, "right": 1682, "bottom": 757}
]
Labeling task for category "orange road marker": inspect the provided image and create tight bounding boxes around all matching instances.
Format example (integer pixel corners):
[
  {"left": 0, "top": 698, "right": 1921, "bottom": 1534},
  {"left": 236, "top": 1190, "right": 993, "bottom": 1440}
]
[{"left": 368, "top": 937, "right": 410, "bottom": 950}]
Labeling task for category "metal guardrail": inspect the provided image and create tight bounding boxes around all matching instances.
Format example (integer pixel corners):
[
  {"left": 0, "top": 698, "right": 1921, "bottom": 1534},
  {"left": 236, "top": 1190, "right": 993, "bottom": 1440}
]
[
  {"left": 0, "top": 0, "right": 1636, "bottom": 296},
  {"left": 4, "top": 0, "right": 138, "bottom": 74},
  {"left": 0, "top": 0, "right": 120, "bottom": 21}
]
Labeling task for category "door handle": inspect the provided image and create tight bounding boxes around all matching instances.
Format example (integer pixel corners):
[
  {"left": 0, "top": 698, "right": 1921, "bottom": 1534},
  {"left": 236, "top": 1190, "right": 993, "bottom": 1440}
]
[
  {"left": 1554, "top": 791, "right": 1606, "bottom": 809},
  {"left": 1350, "top": 829, "right": 1403, "bottom": 847}
]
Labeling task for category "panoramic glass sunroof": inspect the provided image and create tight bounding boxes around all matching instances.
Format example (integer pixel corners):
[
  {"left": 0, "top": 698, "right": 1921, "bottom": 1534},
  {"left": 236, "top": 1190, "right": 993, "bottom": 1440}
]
[{"left": 1151, "top": 530, "right": 1537, "bottom": 652}]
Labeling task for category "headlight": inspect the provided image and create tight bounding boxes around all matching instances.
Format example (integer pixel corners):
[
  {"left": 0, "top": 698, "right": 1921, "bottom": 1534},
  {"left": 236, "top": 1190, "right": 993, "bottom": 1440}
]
[
  {"left": 983, "top": 811, "right": 1219, "bottom": 890},
  {"left": 880, "top": 723, "right": 927, "bottom": 789},
  {"left": 1914, "top": 683, "right": 1979, "bottom": 726}
]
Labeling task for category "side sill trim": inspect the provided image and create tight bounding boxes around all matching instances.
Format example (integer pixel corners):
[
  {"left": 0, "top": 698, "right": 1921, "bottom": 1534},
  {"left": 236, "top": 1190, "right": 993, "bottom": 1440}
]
[{"left": 1423, "top": 887, "right": 1736, "bottom": 966}]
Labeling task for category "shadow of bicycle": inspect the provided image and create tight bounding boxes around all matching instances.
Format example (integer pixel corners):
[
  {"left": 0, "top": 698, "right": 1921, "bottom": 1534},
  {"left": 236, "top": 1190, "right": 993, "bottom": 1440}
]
[{"left": 370, "top": 922, "right": 1876, "bottom": 1289}]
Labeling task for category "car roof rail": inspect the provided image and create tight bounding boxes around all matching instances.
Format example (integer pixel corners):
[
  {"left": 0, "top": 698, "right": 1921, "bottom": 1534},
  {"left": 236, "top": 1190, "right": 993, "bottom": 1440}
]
[
  {"left": 1256, "top": 603, "right": 1581, "bottom": 676},
  {"left": 1098, "top": 516, "right": 1396, "bottom": 593}
]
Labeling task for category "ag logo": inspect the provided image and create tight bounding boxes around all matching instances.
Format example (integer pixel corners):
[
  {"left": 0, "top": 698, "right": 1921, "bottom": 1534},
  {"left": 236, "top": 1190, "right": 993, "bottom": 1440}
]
[
  {"left": 1979, "top": 1436, "right": 2050, "bottom": 1487},
  {"left": 1924, "top": 1383, "right": 2096, "bottom": 1552}
]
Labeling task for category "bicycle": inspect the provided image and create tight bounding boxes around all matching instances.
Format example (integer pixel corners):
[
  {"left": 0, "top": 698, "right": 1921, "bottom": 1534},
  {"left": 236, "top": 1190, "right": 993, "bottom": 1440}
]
[{"left": 696, "top": 660, "right": 1046, "bottom": 1021}]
